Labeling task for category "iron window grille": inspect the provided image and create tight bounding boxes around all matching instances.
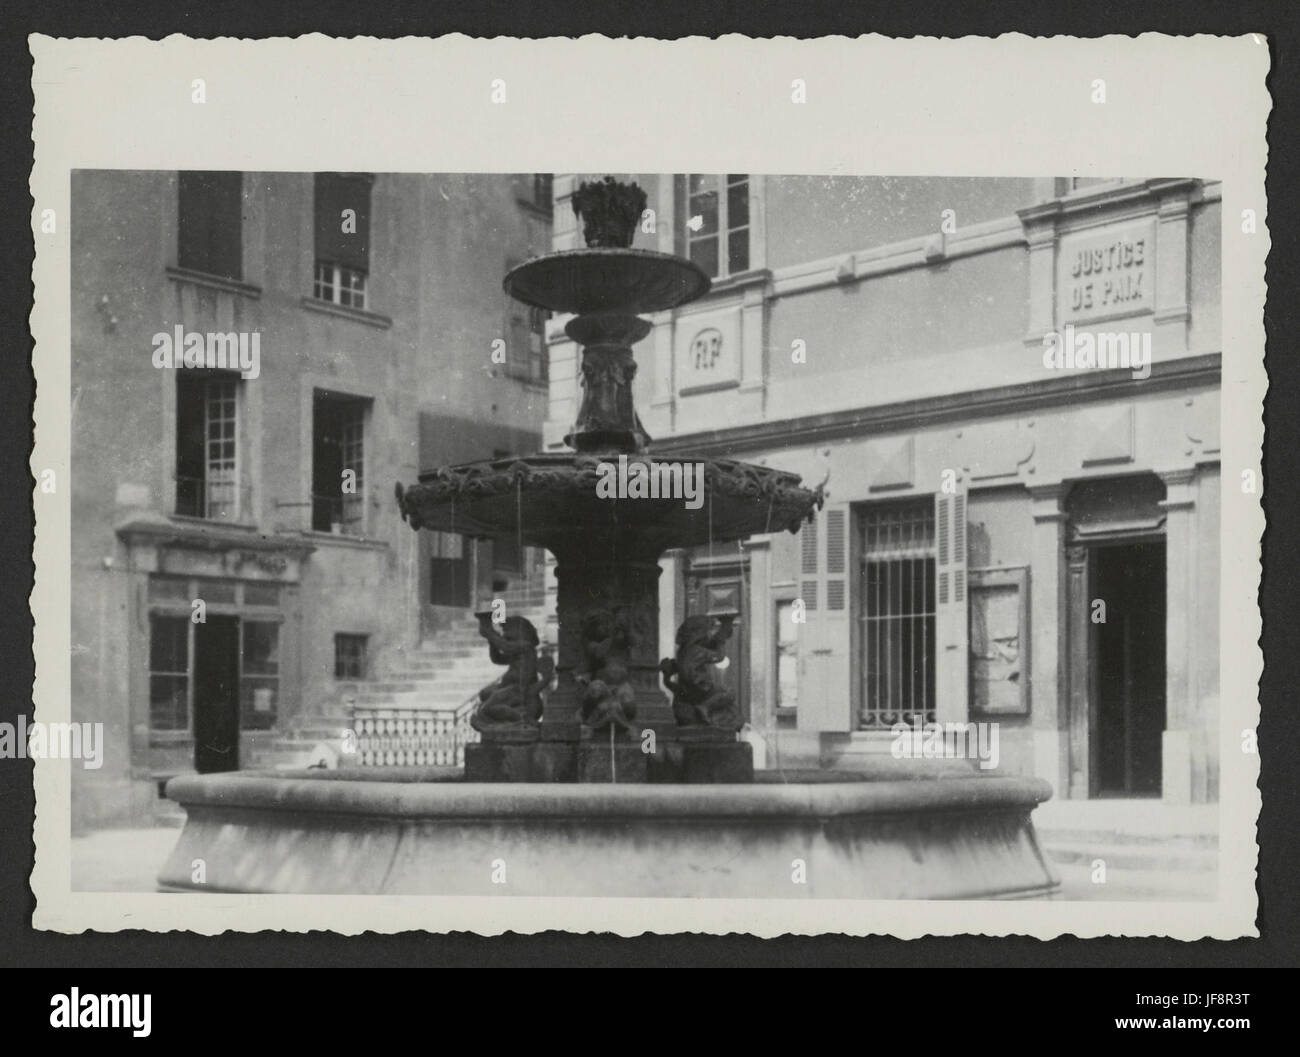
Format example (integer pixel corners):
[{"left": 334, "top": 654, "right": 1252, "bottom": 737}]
[{"left": 858, "top": 500, "right": 937, "bottom": 729}]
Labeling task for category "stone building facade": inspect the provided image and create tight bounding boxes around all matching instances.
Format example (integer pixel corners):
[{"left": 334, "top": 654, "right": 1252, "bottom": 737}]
[
  {"left": 544, "top": 175, "right": 1221, "bottom": 804},
  {"left": 71, "top": 171, "right": 552, "bottom": 828}
]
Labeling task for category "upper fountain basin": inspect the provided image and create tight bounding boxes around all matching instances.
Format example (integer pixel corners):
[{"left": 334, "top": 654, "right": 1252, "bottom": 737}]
[{"left": 504, "top": 248, "right": 712, "bottom": 315}]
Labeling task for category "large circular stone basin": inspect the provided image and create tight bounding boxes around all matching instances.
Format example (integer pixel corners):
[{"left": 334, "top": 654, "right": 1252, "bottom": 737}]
[
  {"left": 504, "top": 248, "right": 712, "bottom": 314},
  {"left": 157, "top": 770, "right": 1061, "bottom": 899}
]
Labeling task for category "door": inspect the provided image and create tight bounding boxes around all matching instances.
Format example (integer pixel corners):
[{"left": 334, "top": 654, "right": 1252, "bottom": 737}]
[
  {"left": 1092, "top": 540, "right": 1166, "bottom": 796},
  {"left": 193, "top": 615, "right": 240, "bottom": 773}
]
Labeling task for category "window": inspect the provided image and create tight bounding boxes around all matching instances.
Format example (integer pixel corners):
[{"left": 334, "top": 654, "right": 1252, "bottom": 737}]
[
  {"left": 429, "top": 531, "right": 472, "bottom": 608},
  {"left": 313, "top": 173, "right": 373, "bottom": 309},
  {"left": 335, "top": 634, "right": 368, "bottom": 679},
  {"left": 240, "top": 622, "right": 280, "bottom": 730},
  {"left": 503, "top": 266, "right": 549, "bottom": 384},
  {"left": 147, "top": 581, "right": 286, "bottom": 735},
  {"left": 521, "top": 174, "right": 553, "bottom": 213},
  {"left": 684, "top": 174, "right": 750, "bottom": 279},
  {"left": 177, "top": 171, "right": 243, "bottom": 280},
  {"left": 312, "top": 391, "right": 369, "bottom": 533},
  {"left": 149, "top": 616, "right": 191, "bottom": 732},
  {"left": 175, "top": 373, "right": 241, "bottom": 520},
  {"left": 858, "top": 500, "right": 936, "bottom": 729},
  {"left": 313, "top": 261, "right": 367, "bottom": 309}
]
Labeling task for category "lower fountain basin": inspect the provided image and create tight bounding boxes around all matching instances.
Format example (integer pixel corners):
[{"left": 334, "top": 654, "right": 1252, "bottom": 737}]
[{"left": 158, "top": 770, "right": 1060, "bottom": 899}]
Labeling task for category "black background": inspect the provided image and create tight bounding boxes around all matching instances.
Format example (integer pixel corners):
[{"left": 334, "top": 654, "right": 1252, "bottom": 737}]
[{"left": 0, "top": 1, "right": 1295, "bottom": 981}]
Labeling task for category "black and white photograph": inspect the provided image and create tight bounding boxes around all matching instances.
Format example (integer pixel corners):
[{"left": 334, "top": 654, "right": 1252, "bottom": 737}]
[{"left": 24, "top": 34, "right": 1267, "bottom": 941}]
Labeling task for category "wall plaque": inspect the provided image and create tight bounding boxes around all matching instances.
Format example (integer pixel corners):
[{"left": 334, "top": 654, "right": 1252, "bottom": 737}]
[
  {"left": 1057, "top": 219, "right": 1155, "bottom": 325},
  {"left": 677, "top": 312, "right": 740, "bottom": 394}
]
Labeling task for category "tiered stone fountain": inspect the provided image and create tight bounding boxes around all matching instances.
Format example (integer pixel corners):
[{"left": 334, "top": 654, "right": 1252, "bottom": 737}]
[{"left": 158, "top": 179, "right": 1060, "bottom": 899}]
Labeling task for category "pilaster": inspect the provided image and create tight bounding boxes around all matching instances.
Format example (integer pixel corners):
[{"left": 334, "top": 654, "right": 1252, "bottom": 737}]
[{"left": 1029, "top": 482, "right": 1069, "bottom": 797}]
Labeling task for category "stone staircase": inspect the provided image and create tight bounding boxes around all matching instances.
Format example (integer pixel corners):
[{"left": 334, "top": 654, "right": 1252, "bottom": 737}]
[{"left": 247, "top": 584, "right": 552, "bottom": 771}]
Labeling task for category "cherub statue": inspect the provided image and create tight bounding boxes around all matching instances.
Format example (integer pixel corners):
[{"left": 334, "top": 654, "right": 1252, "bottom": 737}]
[
  {"left": 574, "top": 606, "right": 640, "bottom": 738},
  {"left": 471, "top": 614, "right": 553, "bottom": 734},
  {"left": 660, "top": 615, "right": 740, "bottom": 731}
]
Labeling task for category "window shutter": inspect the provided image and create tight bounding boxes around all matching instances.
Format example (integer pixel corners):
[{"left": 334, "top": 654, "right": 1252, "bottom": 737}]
[
  {"left": 314, "top": 173, "right": 372, "bottom": 272},
  {"left": 799, "top": 513, "right": 818, "bottom": 611},
  {"left": 934, "top": 483, "right": 969, "bottom": 722},
  {"left": 797, "top": 502, "right": 852, "bottom": 732}
]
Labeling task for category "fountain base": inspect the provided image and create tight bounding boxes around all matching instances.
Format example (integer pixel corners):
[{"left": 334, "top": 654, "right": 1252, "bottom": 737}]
[
  {"left": 159, "top": 770, "right": 1060, "bottom": 899},
  {"left": 460, "top": 734, "right": 754, "bottom": 783}
]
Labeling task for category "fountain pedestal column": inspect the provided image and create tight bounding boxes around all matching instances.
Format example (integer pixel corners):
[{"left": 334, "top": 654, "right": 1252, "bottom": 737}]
[{"left": 563, "top": 313, "right": 653, "bottom": 453}]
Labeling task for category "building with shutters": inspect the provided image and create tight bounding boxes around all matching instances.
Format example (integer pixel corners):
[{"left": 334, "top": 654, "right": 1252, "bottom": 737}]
[
  {"left": 70, "top": 171, "right": 552, "bottom": 828},
  {"left": 543, "top": 175, "right": 1222, "bottom": 805}
]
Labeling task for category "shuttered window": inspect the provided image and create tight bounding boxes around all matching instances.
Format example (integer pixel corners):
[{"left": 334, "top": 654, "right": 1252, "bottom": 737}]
[
  {"left": 800, "top": 514, "right": 819, "bottom": 610},
  {"left": 796, "top": 502, "right": 852, "bottom": 732},
  {"left": 178, "top": 171, "right": 243, "bottom": 280},
  {"left": 314, "top": 173, "right": 372, "bottom": 307},
  {"left": 314, "top": 173, "right": 372, "bottom": 271}
]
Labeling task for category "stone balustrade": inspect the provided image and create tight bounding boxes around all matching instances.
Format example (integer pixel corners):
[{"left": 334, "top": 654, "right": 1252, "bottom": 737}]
[{"left": 350, "top": 702, "right": 480, "bottom": 768}]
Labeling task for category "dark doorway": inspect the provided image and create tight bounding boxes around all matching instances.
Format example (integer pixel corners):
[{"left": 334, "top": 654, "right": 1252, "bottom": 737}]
[
  {"left": 193, "top": 615, "right": 241, "bottom": 773},
  {"left": 1092, "top": 540, "right": 1166, "bottom": 796}
]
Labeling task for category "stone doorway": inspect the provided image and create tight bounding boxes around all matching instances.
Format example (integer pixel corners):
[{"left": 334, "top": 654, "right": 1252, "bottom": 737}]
[
  {"left": 1090, "top": 539, "right": 1166, "bottom": 796},
  {"left": 193, "top": 614, "right": 241, "bottom": 773},
  {"left": 1063, "top": 473, "right": 1169, "bottom": 799}
]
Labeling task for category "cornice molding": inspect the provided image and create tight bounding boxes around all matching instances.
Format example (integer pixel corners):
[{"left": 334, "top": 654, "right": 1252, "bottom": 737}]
[
  {"left": 649, "top": 353, "right": 1221, "bottom": 459},
  {"left": 116, "top": 514, "right": 318, "bottom": 556}
]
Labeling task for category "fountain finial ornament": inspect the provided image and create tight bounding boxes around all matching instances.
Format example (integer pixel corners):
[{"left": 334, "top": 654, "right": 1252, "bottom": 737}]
[{"left": 571, "top": 177, "right": 647, "bottom": 248}]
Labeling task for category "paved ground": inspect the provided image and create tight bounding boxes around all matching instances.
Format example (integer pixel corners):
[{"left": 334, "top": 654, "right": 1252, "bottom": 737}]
[
  {"left": 1036, "top": 799, "right": 1219, "bottom": 901},
  {"left": 72, "top": 825, "right": 183, "bottom": 892}
]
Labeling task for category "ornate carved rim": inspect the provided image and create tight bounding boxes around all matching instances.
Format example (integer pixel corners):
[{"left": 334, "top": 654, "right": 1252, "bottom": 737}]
[{"left": 395, "top": 452, "right": 823, "bottom": 548}]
